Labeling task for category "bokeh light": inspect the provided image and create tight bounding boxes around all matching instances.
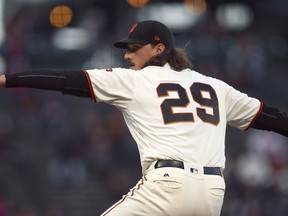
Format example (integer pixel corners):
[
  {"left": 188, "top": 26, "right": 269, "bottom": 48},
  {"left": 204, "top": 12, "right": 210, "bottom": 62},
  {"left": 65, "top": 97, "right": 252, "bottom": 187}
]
[
  {"left": 185, "top": 0, "right": 206, "bottom": 16},
  {"left": 126, "top": 0, "right": 149, "bottom": 8},
  {"left": 50, "top": 5, "right": 73, "bottom": 28}
]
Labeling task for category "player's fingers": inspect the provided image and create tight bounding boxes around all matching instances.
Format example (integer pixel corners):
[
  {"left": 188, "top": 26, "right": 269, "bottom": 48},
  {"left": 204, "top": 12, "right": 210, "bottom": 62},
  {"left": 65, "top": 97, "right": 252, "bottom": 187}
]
[{"left": 0, "top": 75, "right": 6, "bottom": 88}]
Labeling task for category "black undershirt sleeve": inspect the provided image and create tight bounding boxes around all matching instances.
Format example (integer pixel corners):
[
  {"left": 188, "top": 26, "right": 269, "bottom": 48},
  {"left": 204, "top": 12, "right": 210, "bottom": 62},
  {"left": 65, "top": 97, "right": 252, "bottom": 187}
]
[
  {"left": 251, "top": 104, "right": 288, "bottom": 137},
  {"left": 5, "top": 69, "right": 92, "bottom": 98}
]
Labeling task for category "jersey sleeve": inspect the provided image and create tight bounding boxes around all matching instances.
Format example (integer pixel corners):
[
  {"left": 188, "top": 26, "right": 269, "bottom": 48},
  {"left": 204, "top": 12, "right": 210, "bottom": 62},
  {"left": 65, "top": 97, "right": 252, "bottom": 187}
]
[
  {"left": 225, "top": 83, "right": 262, "bottom": 130},
  {"left": 85, "top": 68, "right": 136, "bottom": 110}
]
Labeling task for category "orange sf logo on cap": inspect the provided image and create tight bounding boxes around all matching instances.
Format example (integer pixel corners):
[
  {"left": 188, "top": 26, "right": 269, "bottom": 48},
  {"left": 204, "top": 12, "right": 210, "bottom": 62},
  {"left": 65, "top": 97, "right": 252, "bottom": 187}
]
[
  {"left": 154, "top": 35, "right": 160, "bottom": 41},
  {"left": 129, "top": 23, "right": 138, "bottom": 34}
]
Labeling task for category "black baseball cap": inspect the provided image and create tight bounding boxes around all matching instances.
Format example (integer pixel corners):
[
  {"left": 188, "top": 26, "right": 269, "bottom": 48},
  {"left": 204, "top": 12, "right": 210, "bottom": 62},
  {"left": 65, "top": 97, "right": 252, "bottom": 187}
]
[{"left": 114, "top": 20, "right": 175, "bottom": 49}]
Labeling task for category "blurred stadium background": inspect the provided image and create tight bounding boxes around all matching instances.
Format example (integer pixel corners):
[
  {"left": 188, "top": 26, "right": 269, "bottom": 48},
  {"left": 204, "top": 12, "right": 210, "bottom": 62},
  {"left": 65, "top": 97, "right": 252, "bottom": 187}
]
[{"left": 0, "top": 0, "right": 287, "bottom": 215}]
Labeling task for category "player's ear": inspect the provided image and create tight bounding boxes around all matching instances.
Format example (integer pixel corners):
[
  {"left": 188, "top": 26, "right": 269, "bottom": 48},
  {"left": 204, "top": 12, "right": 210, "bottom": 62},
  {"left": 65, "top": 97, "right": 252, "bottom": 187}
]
[{"left": 155, "top": 43, "right": 166, "bottom": 55}]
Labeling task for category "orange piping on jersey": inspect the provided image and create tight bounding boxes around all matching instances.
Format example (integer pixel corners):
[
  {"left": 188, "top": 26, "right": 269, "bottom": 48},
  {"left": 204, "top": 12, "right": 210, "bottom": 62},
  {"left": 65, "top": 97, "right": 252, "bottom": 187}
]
[
  {"left": 245, "top": 101, "right": 264, "bottom": 131},
  {"left": 84, "top": 71, "right": 97, "bottom": 102}
]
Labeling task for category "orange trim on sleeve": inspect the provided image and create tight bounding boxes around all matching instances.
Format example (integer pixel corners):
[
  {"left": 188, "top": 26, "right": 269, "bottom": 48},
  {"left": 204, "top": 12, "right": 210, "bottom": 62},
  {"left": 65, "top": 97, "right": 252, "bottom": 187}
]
[
  {"left": 245, "top": 101, "right": 263, "bottom": 131},
  {"left": 84, "top": 71, "right": 97, "bottom": 102}
]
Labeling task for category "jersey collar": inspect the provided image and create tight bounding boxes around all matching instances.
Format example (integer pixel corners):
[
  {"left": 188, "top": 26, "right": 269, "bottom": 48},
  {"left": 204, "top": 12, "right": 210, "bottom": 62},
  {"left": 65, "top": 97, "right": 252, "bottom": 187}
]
[{"left": 163, "top": 63, "right": 171, "bottom": 69}]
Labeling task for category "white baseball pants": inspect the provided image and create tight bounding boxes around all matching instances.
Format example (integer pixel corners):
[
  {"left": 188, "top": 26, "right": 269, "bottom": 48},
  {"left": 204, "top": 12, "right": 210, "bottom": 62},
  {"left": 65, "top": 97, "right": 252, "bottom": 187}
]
[{"left": 101, "top": 162, "right": 225, "bottom": 216}]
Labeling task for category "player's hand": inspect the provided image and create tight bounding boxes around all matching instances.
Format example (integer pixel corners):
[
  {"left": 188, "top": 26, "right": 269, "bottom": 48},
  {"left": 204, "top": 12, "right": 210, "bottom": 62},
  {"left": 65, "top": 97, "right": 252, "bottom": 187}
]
[{"left": 0, "top": 75, "right": 6, "bottom": 88}]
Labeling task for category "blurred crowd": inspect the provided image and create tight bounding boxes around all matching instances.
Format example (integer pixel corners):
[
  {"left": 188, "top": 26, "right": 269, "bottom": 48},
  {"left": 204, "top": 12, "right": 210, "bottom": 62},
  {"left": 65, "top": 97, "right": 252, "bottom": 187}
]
[{"left": 0, "top": 0, "right": 288, "bottom": 215}]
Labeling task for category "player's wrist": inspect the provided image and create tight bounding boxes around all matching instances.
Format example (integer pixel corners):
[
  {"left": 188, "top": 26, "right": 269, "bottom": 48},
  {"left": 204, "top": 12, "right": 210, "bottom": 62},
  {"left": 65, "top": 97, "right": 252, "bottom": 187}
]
[{"left": 0, "top": 75, "right": 6, "bottom": 88}]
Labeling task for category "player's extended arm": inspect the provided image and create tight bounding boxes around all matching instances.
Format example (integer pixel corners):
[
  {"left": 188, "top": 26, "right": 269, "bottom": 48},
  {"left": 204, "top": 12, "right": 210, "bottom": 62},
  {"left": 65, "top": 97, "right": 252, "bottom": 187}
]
[
  {"left": 1, "top": 69, "right": 92, "bottom": 98},
  {"left": 251, "top": 104, "right": 288, "bottom": 137}
]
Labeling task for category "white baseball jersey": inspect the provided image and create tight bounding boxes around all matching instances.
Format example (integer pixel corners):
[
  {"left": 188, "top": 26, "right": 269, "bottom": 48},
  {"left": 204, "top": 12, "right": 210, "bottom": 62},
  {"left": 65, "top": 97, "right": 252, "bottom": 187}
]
[{"left": 86, "top": 64, "right": 261, "bottom": 174}]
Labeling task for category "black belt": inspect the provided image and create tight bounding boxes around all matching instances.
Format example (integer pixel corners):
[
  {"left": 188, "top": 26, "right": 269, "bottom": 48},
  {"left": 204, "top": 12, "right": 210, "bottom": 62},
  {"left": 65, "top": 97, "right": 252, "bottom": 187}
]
[{"left": 154, "top": 160, "right": 223, "bottom": 177}]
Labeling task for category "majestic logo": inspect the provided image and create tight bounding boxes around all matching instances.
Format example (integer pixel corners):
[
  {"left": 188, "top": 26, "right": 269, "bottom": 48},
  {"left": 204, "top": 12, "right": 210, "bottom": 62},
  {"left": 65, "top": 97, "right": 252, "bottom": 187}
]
[
  {"left": 163, "top": 173, "right": 170, "bottom": 177},
  {"left": 129, "top": 23, "right": 138, "bottom": 34}
]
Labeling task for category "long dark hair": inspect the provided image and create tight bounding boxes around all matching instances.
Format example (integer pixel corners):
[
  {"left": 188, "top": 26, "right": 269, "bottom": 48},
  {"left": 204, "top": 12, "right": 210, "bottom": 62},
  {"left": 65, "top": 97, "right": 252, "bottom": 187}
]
[{"left": 145, "top": 45, "right": 193, "bottom": 71}]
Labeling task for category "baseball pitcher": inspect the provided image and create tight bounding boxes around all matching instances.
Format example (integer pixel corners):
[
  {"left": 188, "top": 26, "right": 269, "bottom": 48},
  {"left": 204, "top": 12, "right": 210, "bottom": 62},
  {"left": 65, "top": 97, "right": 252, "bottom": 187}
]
[{"left": 0, "top": 20, "right": 287, "bottom": 216}]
